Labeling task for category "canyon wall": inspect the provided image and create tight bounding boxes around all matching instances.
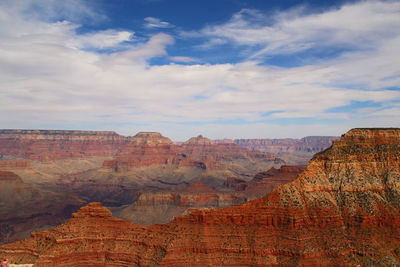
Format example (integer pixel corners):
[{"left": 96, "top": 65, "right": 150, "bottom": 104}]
[
  {"left": 0, "top": 129, "right": 127, "bottom": 160},
  {"left": 1, "top": 128, "right": 399, "bottom": 266},
  {"left": 111, "top": 182, "right": 247, "bottom": 225},
  {"left": 216, "top": 135, "right": 339, "bottom": 165}
]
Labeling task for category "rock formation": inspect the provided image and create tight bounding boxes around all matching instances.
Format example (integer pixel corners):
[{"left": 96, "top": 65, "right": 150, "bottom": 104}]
[
  {"left": 1, "top": 128, "right": 399, "bottom": 266},
  {"left": 0, "top": 129, "right": 128, "bottom": 160},
  {"left": 103, "top": 133, "right": 279, "bottom": 173},
  {"left": 243, "top": 165, "right": 305, "bottom": 199},
  {"left": 0, "top": 130, "right": 284, "bottom": 245},
  {"left": 217, "top": 135, "right": 339, "bottom": 165},
  {"left": 111, "top": 182, "right": 246, "bottom": 225}
]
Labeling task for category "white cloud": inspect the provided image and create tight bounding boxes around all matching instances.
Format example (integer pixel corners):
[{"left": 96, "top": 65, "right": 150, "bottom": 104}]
[
  {"left": 144, "top": 17, "right": 174, "bottom": 28},
  {"left": 73, "top": 30, "right": 134, "bottom": 49},
  {"left": 198, "top": 1, "right": 400, "bottom": 58},
  {"left": 104, "top": 33, "right": 174, "bottom": 65}
]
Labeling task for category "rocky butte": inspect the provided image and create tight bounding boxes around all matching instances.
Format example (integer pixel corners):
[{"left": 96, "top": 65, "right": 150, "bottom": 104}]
[{"left": 0, "top": 128, "right": 399, "bottom": 266}]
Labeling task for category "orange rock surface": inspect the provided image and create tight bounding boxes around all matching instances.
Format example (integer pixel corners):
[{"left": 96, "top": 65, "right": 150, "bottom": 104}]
[
  {"left": 1, "top": 128, "right": 399, "bottom": 266},
  {"left": 103, "top": 133, "right": 279, "bottom": 171},
  {"left": 244, "top": 165, "right": 305, "bottom": 199}
]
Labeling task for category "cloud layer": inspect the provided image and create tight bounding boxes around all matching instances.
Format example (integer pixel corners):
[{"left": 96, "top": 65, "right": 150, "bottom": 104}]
[{"left": 0, "top": 0, "right": 399, "bottom": 140}]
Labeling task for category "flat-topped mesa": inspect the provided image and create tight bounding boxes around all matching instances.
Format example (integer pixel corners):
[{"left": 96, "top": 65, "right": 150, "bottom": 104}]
[
  {"left": 0, "top": 129, "right": 130, "bottom": 160},
  {"left": 72, "top": 202, "right": 112, "bottom": 218},
  {"left": 337, "top": 128, "right": 400, "bottom": 145},
  {"left": 183, "top": 135, "right": 214, "bottom": 145},
  {"left": 129, "top": 132, "right": 173, "bottom": 145},
  {"left": 0, "top": 129, "right": 124, "bottom": 141},
  {"left": 312, "top": 128, "right": 400, "bottom": 162}
]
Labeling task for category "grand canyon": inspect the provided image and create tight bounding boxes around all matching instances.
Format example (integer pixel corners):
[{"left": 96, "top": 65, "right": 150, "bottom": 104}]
[
  {"left": 1, "top": 0, "right": 399, "bottom": 266},
  {"left": 0, "top": 128, "right": 399, "bottom": 266},
  {"left": 0, "top": 129, "right": 331, "bottom": 245}
]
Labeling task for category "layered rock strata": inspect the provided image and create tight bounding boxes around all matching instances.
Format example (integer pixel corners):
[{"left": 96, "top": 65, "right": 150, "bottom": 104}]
[
  {"left": 0, "top": 130, "right": 127, "bottom": 160},
  {"left": 111, "top": 182, "right": 246, "bottom": 225},
  {"left": 103, "top": 134, "right": 279, "bottom": 172},
  {"left": 1, "top": 128, "right": 399, "bottom": 266},
  {"left": 217, "top": 136, "right": 339, "bottom": 165},
  {"left": 243, "top": 165, "right": 305, "bottom": 199}
]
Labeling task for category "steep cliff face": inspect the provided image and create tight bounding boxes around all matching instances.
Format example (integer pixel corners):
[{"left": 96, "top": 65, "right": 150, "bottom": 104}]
[
  {"left": 0, "top": 130, "right": 127, "bottom": 160},
  {"left": 1, "top": 128, "right": 399, "bottom": 266},
  {"left": 103, "top": 133, "right": 279, "bottom": 172},
  {"left": 243, "top": 165, "right": 305, "bottom": 199}
]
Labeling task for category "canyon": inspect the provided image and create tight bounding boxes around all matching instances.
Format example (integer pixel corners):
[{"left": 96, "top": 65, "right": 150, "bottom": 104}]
[
  {"left": 0, "top": 128, "right": 398, "bottom": 266},
  {"left": 217, "top": 136, "right": 338, "bottom": 165},
  {"left": 0, "top": 129, "right": 333, "bottom": 246}
]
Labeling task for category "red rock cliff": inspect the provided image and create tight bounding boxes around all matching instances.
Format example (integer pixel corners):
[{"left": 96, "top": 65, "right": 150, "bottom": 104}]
[
  {"left": 0, "top": 129, "right": 128, "bottom": 160},
  {"left": 1, "top": 128, "right": 399, "bottom": 266}
]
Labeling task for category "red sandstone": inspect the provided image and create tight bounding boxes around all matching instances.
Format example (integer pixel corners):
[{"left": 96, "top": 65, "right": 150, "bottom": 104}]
[{"left": 0, "top": 128, "right": 399, "bottom": 266}]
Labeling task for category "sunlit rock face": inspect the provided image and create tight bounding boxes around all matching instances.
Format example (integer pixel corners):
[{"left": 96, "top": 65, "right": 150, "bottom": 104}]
[{"left": 1, "top": 128, "right": 399, "bottom": 266}]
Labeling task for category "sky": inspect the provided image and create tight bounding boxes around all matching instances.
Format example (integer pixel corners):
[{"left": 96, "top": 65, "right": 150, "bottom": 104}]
[{"left": 0, "top": 0, "right": 399, "bottom": 141}]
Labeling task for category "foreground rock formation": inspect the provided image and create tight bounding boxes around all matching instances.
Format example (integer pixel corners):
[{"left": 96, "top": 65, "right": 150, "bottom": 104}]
[{"left": 1, "top": 128, "right": 399, "bottom": 266}]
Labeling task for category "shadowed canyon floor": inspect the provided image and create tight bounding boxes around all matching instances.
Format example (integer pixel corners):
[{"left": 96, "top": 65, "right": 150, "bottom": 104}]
[{"left": 0, "top": 128, "right": 399, "bottom": 266}]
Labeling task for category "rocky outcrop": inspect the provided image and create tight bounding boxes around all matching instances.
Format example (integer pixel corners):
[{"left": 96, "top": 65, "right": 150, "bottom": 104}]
[
  {"left": 1, "top": 128, "right": 399, "bottom": 266},
  {"left": 243, "top": 165, "right": 305, "bottom": 199}
]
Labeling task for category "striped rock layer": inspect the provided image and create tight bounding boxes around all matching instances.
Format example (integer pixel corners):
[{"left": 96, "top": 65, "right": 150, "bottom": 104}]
[{"left": 1, "top": 128, "right": 399, "bottom": 266}]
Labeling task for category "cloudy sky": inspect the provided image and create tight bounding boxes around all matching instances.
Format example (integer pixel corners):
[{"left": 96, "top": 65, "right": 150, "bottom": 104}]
[{"left": 0, "top": 0, "right": 399, "bottom": 140}]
